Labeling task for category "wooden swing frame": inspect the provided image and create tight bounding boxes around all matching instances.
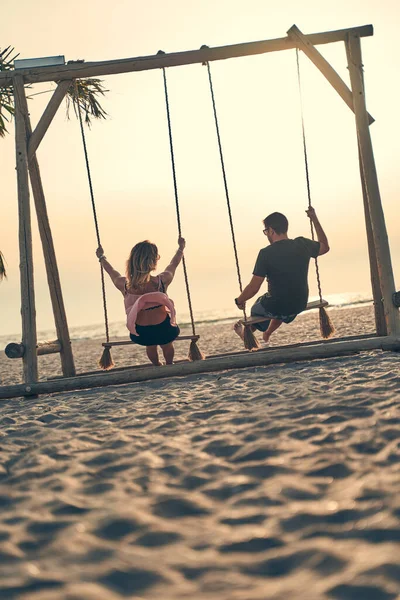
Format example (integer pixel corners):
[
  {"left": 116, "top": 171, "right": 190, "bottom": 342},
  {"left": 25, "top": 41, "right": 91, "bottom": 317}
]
[{"left": 1, "top": 24, "right": 399, "bottom": 399}]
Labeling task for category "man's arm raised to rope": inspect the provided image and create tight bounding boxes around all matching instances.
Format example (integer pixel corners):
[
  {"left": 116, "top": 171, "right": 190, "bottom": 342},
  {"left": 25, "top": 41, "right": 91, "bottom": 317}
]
[
  {"left": 306, "top": 207, "right": 330, "bottom": 256},
  {"left": 235, "top": 276, "right": 264, "bottom": 310},
  {"left": 160, "top": 237, "right": 186, "bottom": 287},
  {"left": 96, "top": 246, "right": 126, "bottom": 292}
]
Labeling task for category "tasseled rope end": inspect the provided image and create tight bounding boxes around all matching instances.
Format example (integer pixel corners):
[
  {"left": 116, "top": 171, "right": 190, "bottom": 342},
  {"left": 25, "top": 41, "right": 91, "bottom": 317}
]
[
  {"left": 188, "top": 338, "right": 205, "bottom": 361},
  {"left": 319, "top": 306, "right": 335, "bottom": 339},
  {"left": 243, "top": 324, "right": 260, "bottom": 351},
  {"left": 99, "top": 345, "right": 114, "bottom": 370}
]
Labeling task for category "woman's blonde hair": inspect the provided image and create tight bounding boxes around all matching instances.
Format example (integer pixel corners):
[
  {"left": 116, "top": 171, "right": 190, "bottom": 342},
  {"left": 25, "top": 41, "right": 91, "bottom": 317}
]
[{"left": 126, "top": 241, "right": 159, "bottom": 290}]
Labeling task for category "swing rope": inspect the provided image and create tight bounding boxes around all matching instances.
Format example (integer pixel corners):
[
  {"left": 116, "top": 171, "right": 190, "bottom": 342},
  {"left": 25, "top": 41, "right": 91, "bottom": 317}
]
[
  {"left": 204, "top": 58, "right": 259, "bottom": 351},
  {"left": 161, "top": 63, "right": 204, "bottom": 361},
  {"left": 295, "top": 50, "right": 335, "bottom": 339},
  {"left": 74, "top": 81, "right": 114, "bottom": 368}
]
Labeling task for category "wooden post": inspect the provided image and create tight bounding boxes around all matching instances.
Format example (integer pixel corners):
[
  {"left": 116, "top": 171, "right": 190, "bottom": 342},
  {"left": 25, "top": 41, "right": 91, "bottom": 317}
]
[
  {"left": 358, "top": 145, "right": 387, "bottom": 336},
  {"left": 15, "top": 78, "right": 76, "bottom": 377},
  {"left": 13, "top": 76, "right": 38, "bottom": 383},
  {"left": 346, "top": 34, "right": 400, "bottom": 335}
]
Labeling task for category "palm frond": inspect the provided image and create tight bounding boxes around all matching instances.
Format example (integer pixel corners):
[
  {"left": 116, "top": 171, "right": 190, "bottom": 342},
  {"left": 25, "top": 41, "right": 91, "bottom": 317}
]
[
  {"left": 0, "top": 251, "right": 7, "bottom": 281},
  {"left": 0, "top": 45, "right": 18, "bottom": 138},
  {"left": 66, "top": 78, "right": 108, "bottom": 128}
]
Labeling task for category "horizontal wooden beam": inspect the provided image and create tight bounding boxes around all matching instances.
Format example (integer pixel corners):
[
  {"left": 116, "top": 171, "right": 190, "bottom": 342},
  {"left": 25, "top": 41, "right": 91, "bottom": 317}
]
[
  {"left": 5, "top": 340, "right": 61, "bottom": 359},
  {"left": 287, "top": 25, "right": 374, "bottom": 125},
  {"left": 0, "top": 334, "right": 397, "bottom": 399},
  {"left": 0, "top": 25, "right": 373, "bottom": 87}
]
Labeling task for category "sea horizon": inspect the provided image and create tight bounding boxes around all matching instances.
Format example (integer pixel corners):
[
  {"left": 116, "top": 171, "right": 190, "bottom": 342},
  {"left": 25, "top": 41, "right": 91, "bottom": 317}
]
[{"left": 0, "top": 291, "right": 373, "bottom": 351}]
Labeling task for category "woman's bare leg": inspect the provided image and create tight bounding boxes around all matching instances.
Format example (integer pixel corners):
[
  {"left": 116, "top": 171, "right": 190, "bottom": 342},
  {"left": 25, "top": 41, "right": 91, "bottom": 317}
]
[
  {"left": 161, "top": 342, "right": 175, "bottom": 365},
  {"left": 146, "top": 345, "right": 162, "bottom": 366},
  {"left": 263, "top": 319, "right": 282, "bottom": 343}
]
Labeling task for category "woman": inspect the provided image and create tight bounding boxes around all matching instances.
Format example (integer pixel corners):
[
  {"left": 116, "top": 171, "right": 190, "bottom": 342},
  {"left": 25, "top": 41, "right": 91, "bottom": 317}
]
[{"left": 96, "top": 237, "right": 185, "bottom": 366}]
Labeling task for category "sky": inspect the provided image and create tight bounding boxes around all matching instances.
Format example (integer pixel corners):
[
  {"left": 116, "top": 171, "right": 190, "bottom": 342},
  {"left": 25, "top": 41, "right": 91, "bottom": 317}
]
[{"left": 1, "top": 0, "right": 399, "bottom": 338}]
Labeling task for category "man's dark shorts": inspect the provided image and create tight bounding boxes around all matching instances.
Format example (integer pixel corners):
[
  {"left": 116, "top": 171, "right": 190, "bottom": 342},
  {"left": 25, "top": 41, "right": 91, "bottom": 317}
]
[{"left": 251, "top": 297, "right": 297, "bottom": 332}]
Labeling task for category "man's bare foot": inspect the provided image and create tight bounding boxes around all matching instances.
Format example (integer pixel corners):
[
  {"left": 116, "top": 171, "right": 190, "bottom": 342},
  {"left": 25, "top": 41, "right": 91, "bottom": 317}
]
[
  {"left": 234, "top": 321, "right": 245, "bottom": 341},
  {"left": 262, "top": 332, "right": 270, "bottom": 344}
]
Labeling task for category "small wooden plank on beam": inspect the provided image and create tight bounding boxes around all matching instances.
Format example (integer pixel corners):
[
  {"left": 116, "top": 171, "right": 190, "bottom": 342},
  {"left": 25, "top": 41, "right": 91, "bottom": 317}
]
[
  {"left": 0, "top": 335, "right": 398, "bottom": 400},
  {"left": 287, "top": 25, "right": 374, "bottom": 125},
  {"left": 28, "top": 80, "right": 72, "bottom": 160},
  {"left": 0, "top": 25, "right": 373, "bottom": 86}
]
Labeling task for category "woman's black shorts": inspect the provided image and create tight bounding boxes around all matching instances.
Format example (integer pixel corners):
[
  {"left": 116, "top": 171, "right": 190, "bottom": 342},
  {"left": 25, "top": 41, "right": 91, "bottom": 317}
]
[{"left": 129, "top": 315, "right": 180, "bottom": 347}]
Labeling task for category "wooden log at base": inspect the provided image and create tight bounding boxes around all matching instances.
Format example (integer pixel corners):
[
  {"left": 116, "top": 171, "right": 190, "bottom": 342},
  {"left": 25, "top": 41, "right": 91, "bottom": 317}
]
[
  {"left": 0, "top": 335, "right": 399, "bottom": 400},
  {"left": 5, "top": 340, "right": 62, "bottom": 359}
]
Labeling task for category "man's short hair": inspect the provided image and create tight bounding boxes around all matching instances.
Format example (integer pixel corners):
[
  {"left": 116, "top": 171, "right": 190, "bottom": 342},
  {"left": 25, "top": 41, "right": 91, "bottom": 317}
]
[{"left": 263, "top": 212, "right": 288, "bottom": 234}]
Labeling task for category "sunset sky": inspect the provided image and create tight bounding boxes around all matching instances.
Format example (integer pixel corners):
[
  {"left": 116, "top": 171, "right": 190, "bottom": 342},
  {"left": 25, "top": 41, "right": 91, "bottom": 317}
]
[{"left": 1, "top": 0, "right": 399, "bottom": 338}]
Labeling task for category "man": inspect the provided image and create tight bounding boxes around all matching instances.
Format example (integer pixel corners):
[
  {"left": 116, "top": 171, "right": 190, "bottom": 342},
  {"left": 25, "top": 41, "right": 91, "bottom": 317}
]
[{"left": 234, "top": 206, "right": 329, "bottom": 344}]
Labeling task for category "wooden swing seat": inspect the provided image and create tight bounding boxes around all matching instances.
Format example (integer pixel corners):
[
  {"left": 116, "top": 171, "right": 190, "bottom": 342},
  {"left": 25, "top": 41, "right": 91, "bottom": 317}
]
[
  {"left": 240, "top": 299, "right": 328, "bottom": 326},
  {"left": 102, "top": 335, "right": 199, "bottom": 348}
]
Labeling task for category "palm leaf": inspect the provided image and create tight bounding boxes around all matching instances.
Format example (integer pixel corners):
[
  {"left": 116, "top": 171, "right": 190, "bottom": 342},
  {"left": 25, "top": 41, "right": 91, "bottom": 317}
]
[
  {"left": 0, "top": 47, "right": 109, "bottom": 139},
  {"left": 0, "top": 251, "right": 7, "bottom": 281},
  {"left": 66, "top": 78, "right": 108, "bottom": 128},
  {"left": 0, "top": 45, "right": 18, "bottom": 137}
]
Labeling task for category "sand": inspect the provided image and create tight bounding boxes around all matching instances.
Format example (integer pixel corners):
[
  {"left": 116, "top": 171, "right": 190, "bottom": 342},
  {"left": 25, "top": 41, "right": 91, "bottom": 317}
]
[{"left": 0, "top": 304, "right": 399, "bottom": 599}]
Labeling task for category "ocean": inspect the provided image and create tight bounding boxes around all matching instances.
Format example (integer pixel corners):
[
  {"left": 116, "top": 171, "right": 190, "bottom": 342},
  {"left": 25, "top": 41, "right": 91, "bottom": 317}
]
[{"left": 0, "top": 292, "right": 374, "bottom": 352}]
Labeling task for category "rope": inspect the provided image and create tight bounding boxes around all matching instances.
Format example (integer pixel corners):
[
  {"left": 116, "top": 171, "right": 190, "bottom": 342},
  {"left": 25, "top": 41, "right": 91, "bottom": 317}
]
[
  {"left": 74, "top": 81, "right": 110, "bottom": 343},
  {"left": 204, "top": 60, "right": 248, "bottom": 320},
  {"left": 161, "top": 65, "right": 197, "bottom": 337},
  {"left": 295, "top": 50, "right": 324, "bottom": 304}
]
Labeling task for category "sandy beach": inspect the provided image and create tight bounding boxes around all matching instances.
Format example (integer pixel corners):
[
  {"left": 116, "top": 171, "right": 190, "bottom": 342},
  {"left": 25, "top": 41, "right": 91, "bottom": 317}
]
[{"left": 0, "top": 304, "right": 399, "bottom": 599}]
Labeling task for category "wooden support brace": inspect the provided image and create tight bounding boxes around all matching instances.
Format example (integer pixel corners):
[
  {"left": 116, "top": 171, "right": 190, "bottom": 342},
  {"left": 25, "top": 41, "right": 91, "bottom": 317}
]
[
  {"left": 28, "top": 80, "right": 72, "bottom": 160},
  {"left": 287, "top": 25, "right": 374, "bottom": 125}
]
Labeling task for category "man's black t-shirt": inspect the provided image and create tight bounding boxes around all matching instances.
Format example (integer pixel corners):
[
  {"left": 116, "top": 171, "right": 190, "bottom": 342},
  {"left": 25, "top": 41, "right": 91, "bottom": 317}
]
[{"left": 253, "top": 237, "right": 320, "bottom": 316}]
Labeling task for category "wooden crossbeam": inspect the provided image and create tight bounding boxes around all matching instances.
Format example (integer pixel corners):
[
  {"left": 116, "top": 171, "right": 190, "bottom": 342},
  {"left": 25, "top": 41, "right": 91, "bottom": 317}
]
[
  {"left": 0, "top": 25, "right": 373, "bottom": 86},
  {"left": 240, "top": 299, "right": 328, "bottom": 326}
]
